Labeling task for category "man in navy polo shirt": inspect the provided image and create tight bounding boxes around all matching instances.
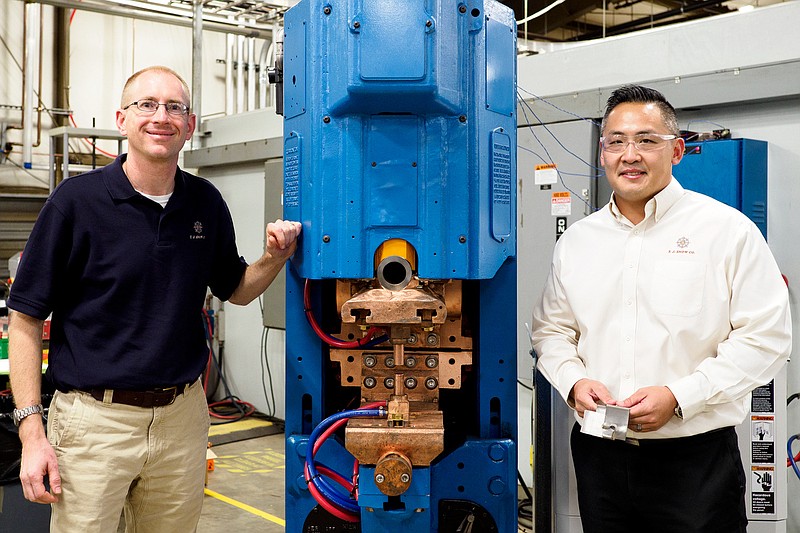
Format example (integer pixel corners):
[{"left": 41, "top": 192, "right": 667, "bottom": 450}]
[{"left": 7, "top": 65, "right": 301, "bottom": 532}]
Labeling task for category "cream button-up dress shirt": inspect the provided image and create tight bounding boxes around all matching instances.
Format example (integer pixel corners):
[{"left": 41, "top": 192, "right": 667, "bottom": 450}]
[{"left": 533, "top": 178, "right": 791, "bottom": 439}]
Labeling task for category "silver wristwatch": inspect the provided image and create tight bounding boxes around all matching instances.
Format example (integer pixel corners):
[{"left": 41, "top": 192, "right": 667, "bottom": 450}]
[{"left": 12, "top": 404, "right": 44, "bottom": 427}]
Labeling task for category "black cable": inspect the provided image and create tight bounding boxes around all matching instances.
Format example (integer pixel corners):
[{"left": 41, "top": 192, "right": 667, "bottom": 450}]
[
  {"left": 517, "top": 379, "right": 533, "bottom": 391},
  {"left": 258, "top": 296, "right": 279, "bottom": 418},
  {"left": 201, "top": 309, "right": 254, "bottom": 425},
  {"left": 4, "top": 157, "right": 50, "bottom": 186},
  {"left": 260, "top": 326, "right": 276, "bottom": 418},
  {"left": 788, "top": 392, "right": 799, "bottom": 406},
  {"left": 207, "top": 347, "right": 253, "bottom": 425},
  {"left": 517, "top": 469, "right": 533, "bottom": 530},
  {"left": 517, "top": 469, "right": 533, "bottom": 502}
]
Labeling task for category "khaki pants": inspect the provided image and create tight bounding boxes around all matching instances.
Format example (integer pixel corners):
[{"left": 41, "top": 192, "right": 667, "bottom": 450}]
[{"left": 47, "top": 379, "right": 210, "bottom": 533}]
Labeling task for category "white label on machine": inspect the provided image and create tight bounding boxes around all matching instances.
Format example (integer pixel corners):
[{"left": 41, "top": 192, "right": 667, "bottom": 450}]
[
  {"left": 551, "top": 192, "right": 571, "bottom": 216},
  {"left": 751, "top": 466, "right": 776, "bottom": 514},
  {"left": 534, "top": 164, "right": 558, "bottom": 185}
]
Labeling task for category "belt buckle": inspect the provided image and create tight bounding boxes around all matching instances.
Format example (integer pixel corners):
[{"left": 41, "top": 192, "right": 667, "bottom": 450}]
[{"left": 156, "top": 386, "right": 178, "bottom": 406}]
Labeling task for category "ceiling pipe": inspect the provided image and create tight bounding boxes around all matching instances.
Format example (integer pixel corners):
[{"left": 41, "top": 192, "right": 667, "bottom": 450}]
[
  {"left": 54, "top": 5, "right": 71, "bottom": 184},
  {"left": 31, "top": 0, "right": 273, "bottom": 39},
  {"left": 22, "top": 2, "right": 43, "bottom": 169},
  {"left": 576, "top": 0, "right": 729, "bottom": 40},
  {"left": 191, "top": 0, "right": 203, "bottom": 149}
]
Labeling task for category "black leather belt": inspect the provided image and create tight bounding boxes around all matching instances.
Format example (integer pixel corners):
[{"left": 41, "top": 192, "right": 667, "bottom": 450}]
[{"left": 85, "top": 383, "right": 189, "bottom": 408}]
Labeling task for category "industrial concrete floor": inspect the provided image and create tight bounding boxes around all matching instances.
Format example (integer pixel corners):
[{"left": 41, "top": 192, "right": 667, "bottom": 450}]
[{"left": 198, "top": 431, "right": 286, "bottom": 533}]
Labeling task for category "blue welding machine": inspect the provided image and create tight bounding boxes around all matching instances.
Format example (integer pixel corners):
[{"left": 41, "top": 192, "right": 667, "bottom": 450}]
[{"left": 276, "top": 1, "right": 518, "bottom": 531}]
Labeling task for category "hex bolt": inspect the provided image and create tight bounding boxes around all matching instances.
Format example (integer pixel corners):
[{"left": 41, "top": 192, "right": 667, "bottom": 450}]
[
  {"left": 425, "top": 356, "right": 438, "bottom": 368},
  {"left": 384, "top": 377, "right": 395, "bottom": 389},
  {"left": 407, "top": 334, "right": 418, "bottom": 344},
  {"left": 405, "top": 377, "right": 417, "bottom": 389},
  {"left": 375, "top": 473, "right": 385, "bottom": 484},
  {"left": 425, "top": 377, "right": 438, "bottom": 390},
  {"left": 405, "top": 356, "right": 416, "bottom": 368},
  {"left": 385, "top": 356, "right": 395, "bottom": 368},
  {"left": 364, "top": 355, "right": 377, "bottom": 368},
  {"left": 364, "top": 377, "right": 377, "bottom": 388},
  {"left": 426, "top": 333, "right": 438, "bottom": 346},
  {"left": 400, "top": 473, "right": 410, "bottom": 483}
]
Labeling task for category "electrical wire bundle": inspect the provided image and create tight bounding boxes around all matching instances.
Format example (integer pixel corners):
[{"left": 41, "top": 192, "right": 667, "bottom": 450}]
[
  {"left": 299, "top": 279, "right": 393, "bottom": 520},
  {"left": 304, "top": 403, "right": 387, "bottom": 522},
  {"left": 788, "top": 433, "right": 800, "bottom": 481},
  {"left": 789, "top": 392, "right": 800, "bottom": 480},
  {"left": 517, "top": 470, "right": 533, "bottom": 532},
  {"left": 202, "top": 307, "right": 257, "bottom": 424}
]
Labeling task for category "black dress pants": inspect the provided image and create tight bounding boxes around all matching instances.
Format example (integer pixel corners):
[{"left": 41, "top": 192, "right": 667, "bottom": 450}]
[{"left": 570, "top": 423, "right": 747, "bottom": 533}]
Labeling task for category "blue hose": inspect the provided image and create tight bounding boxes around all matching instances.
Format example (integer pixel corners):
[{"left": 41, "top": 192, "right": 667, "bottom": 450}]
[
  {"left": 789, "top": 434, "right": 800, "bottom": 481},
  {"left": 306, "top": 408, "right": 385, "bottom": 514}
]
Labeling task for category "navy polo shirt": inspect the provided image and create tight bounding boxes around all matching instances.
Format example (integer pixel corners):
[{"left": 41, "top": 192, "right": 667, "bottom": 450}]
[{"left": 8, "top": 155, "right": 248, "bottom": 391}]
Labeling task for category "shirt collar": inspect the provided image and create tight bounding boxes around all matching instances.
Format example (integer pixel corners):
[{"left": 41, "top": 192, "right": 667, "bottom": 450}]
[
  {"left": 609, "top": 177, "right": 685, "bottom": 226},
  {"left": 104, "top": 154, "right": 186, "bottom": 205}
]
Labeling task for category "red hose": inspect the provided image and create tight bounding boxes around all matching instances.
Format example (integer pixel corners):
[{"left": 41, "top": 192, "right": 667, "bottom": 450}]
[
  {"left": 304, "top": 464, "right": 359, "bottom": 522},
  {"left": 303, "top": 279, "right": 384, "bottom": 348}
]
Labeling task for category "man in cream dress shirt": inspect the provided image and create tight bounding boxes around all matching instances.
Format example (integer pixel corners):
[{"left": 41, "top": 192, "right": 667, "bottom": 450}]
[{"left": 532, "top": 85, "right": 791, "bottom": 533}]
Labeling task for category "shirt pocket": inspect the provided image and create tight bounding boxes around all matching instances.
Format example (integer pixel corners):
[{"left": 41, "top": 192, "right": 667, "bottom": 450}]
[{"left": 651, "top": 260, "right": 706, "bottom": 317}]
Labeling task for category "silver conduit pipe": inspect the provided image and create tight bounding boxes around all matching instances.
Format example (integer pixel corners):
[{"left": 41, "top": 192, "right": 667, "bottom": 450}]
[
  {"left": 22, "top": 2, "right": 43, "bottom": 169},
  {"left": 247, "top": 36, "right": 256, "bottom": 112},
  {"left": 33, "top": 0, "right": 273, "bottom": 38},
  {"left": 191, "top": 0, "right": 203, "bottom": 148}
]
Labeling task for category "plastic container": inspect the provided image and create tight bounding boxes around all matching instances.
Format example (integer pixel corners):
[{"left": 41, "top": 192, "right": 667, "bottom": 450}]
[{"left": 8, "top": 251, "right": 22, "bottom": 283}]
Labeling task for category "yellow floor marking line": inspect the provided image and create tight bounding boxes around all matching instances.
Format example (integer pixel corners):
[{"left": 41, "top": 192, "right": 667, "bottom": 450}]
[
  {"left": 204, "top": 488, "right": 286, "bottom": 527},
  {"left": 214, "top": 448, "right": 286, "bottom": 475},
  {"left": 208, "top": 418, "right": 274, "bottom": 437}
]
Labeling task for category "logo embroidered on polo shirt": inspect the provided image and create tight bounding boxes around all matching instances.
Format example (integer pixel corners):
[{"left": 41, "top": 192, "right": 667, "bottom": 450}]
[
  {"left": 668, "top": 236, "right": 694, "bottom": 254},
  {"left": 190, "top": 221, "right": 206, "bottom": 240}
]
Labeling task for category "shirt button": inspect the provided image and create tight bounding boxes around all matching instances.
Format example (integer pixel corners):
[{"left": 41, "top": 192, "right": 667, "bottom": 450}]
[
  {"left": 623, "top": 373, "right": 630, "bottom": 380},
  {"left": 627, "top": 299, "right": 633, "bottom": 306},
  {"left": 633, "top": 230, "right": 640, "bottom": 235},
  {"left": 625, "top": 336, "right": 631, "bottom": 342}
]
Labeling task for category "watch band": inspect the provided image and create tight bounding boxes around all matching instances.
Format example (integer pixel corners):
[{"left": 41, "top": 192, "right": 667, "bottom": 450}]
[{"left": 12, "top": 404, "right": 44, "bottom": 427}]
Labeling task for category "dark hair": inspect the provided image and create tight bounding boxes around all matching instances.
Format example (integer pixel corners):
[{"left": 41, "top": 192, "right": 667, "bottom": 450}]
[{"left": 600, "top": 84, "right": 679, "bottom": 135}]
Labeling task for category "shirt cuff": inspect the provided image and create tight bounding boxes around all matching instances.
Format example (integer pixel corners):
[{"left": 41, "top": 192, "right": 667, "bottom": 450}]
[
  {"left": 666, "top": 373, "right": 709, "bottom": 420},
  {"left": 557, "top": 365, "right": 589, "bottom": 408}
]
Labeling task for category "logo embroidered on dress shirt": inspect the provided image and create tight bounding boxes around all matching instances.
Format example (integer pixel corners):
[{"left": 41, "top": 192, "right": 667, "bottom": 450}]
[{"left": 668, "top": 236, "right": 693, "bottom": 254}]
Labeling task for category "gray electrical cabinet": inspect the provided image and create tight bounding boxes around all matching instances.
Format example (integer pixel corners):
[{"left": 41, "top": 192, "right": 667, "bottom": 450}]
[{"left": 262, "top": 159, "right": 286, "bottom": 329}]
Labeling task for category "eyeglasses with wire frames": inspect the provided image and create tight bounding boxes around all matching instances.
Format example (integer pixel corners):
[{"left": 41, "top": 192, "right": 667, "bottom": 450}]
[
  {"left": 123, "top": 99, "right": 190, "bottom": 116},
  {"left": 600, "top": 133, "right": 678, "bottom": 153}
]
